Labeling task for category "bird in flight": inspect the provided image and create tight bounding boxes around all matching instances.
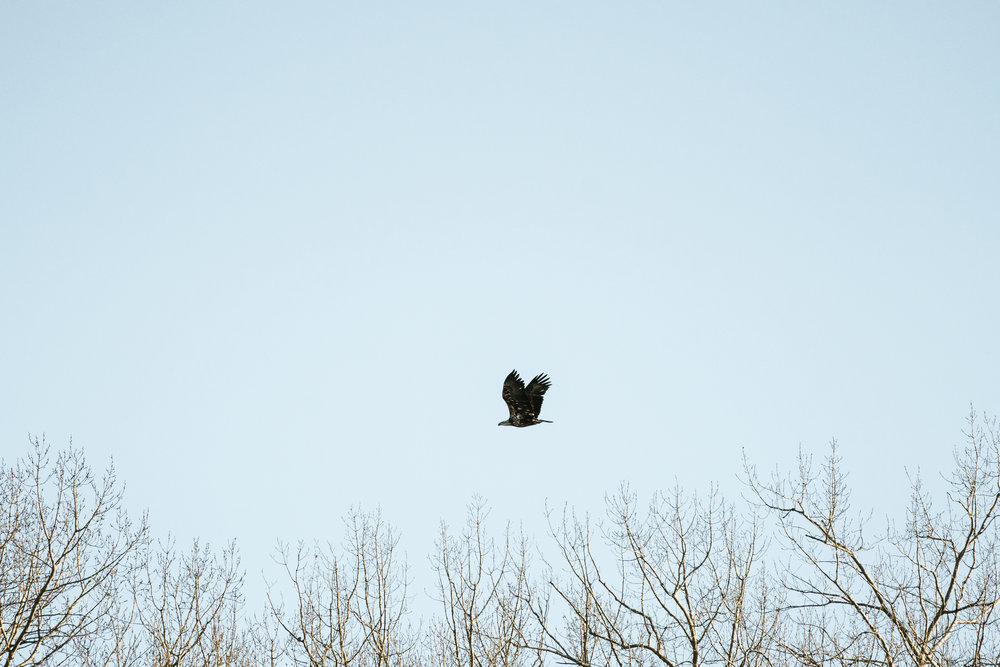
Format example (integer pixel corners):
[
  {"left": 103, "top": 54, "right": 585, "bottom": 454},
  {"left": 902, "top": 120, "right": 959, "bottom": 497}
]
[{"left": 498, "top": 370, "right": 553, "bottom": 427}]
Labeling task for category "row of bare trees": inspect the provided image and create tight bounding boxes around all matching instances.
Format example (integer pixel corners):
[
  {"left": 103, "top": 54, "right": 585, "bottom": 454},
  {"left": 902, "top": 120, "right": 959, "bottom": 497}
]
[{"left": 4, "top": 411, "right": 1000, "bottom": 666}]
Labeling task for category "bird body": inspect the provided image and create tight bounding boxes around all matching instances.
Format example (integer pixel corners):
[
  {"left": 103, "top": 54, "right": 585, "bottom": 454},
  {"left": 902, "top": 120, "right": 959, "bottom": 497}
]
[{"left": 498, "top": 369, "right": 553, "bottom": 427}]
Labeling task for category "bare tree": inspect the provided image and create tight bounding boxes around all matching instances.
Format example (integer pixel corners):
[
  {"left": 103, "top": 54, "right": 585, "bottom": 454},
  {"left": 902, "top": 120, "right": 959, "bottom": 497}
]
[
  {"left": 136, "top": 538, "right": 249, "bottom": 666},
  {"left": 525, "top": 485, "right": 774, "bottom": 667},
  {"left": 244, "top": 611, "right": 285, "bottom": 667},
  {"left": 426, "top": 497, "right": 539, "bottom": 667},
  {"left": 0, "top": 437, "right": 147, "bottom": 667},
  {"left": 746, "top": 409, "right": 1000, "bottom": 666},
  {"left": 268, "top": 508, "right": 416, "bottom": 667},
  {"left": 70, "top": 568, "right": 144, "bottom": 667}
]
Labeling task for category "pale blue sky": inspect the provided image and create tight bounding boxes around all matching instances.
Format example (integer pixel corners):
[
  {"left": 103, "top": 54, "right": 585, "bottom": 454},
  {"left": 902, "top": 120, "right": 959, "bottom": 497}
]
[{"left": 3, "top": 2, "right": 999, "bottom": 611}]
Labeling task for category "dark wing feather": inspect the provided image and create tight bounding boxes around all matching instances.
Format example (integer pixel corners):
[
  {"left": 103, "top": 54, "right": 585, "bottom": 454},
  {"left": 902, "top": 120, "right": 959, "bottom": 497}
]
[
  {"left": 502, "top": 370, "right": 528, "bottom": 420},
  {"left": 524, "top": 373, "right": 552, "bottom": 417}
]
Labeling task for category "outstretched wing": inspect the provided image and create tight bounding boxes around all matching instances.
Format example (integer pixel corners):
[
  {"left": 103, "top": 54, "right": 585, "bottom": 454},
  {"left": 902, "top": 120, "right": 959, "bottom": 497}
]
[
  {"left": 502, "top": 370, "right": 529, "bottom": 420},
  {"left": 524, "top": 373, "right": 552, "bottom": 418}
]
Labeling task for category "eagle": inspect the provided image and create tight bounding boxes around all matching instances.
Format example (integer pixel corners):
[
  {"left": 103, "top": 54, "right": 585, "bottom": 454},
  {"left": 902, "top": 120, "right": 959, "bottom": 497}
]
[{"left": 498, "top": 370, "right": 553, "bottom": 427}]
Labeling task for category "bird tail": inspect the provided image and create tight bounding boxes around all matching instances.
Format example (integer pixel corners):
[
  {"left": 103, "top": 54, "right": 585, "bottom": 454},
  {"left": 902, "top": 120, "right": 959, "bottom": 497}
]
[{"left": 537, "top": 419, "right": 553, "bottom": 423}]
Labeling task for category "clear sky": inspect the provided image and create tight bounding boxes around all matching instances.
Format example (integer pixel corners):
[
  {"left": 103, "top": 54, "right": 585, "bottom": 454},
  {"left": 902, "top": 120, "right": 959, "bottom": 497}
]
[{"left": 3, "top": 2, "right": 999, "bottom": 614}]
